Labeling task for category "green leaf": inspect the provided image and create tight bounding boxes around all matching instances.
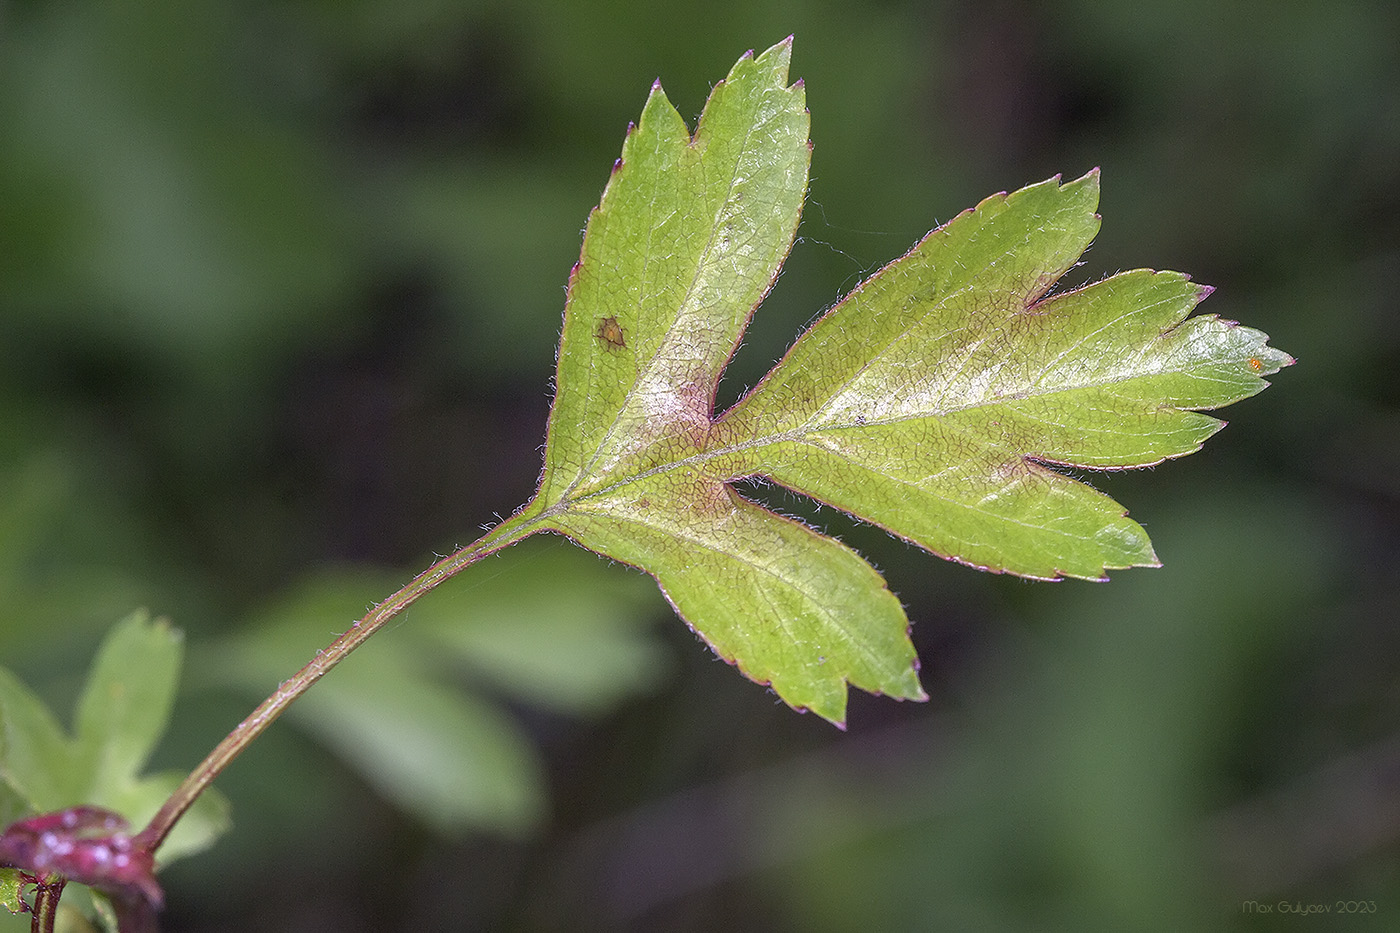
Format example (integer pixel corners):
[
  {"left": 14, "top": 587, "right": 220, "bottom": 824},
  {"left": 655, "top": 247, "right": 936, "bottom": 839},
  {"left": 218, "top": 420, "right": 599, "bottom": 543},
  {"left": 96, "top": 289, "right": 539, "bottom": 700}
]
[
  {"left": 0, "top": 666, "right": 80, "bottom": 807},
  {"left": 0, "top": 868, "right": 21, "bottom": 916},
  {"left": 532, "top": 39, "right": 811, "bottom": 509},
  {"left": 300, "top": 663, "right": 541, "bottom": 836},
  {"left": 500, "top": 39, "right": 1291, "bottom": 725},
  {"left": 74, "top": 611, "right": 182, "bottom": 790},
  {"left": 69, "top": 894, "right": 111, "bottom": 933},
  {"left": 68, "top": 613, "right": 229, "bottom": 866},
  {"left": 0, "top": 611, "right": 229, "bottom": 864},
  {"left": 208, "top": 570, "right": 543, "bottom": 834},
  {"left": 0, "top": 785, "right": 23, "bottom": 830},
  {"left": 205, "top": 540, "right": 666, "bottom": 832},
  {"left": 409, "top": 537, "right": 670, "bottom": 713},
  {"left": 717, "top": 174, "right": 1292, "bottom": 581}
]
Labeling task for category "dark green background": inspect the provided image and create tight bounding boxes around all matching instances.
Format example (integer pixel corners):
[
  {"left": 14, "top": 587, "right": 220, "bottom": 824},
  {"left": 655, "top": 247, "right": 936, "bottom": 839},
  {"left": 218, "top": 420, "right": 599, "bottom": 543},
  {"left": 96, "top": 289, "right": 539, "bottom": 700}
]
[{"left": 2, "top": 0, "right": 1396, "bottom": 929}]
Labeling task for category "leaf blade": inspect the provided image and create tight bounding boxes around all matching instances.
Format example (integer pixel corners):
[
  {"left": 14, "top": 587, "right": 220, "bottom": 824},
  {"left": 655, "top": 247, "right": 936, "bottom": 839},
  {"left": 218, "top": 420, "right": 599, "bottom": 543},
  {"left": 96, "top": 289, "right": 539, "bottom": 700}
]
[
  {"left": 721, "top": 173, "right": 1106, "bottom": 435},
  {"left": 74, "top": 610, "right": 183, "bottom": 787},
  {"left": 537, "top": 38, "right": 810, "bottom": 506},
  {"left": 526, "top": 44, "right": 1290, "bottom": 723},
  {"left": 714, "top": 172, "right": 1293, "bottom": 579},
  {"left": 549, "top": 471, "right": 924, "bottom": 724},
  {"left": 0, "top": 666, "right": 79, "bottom": 809}
]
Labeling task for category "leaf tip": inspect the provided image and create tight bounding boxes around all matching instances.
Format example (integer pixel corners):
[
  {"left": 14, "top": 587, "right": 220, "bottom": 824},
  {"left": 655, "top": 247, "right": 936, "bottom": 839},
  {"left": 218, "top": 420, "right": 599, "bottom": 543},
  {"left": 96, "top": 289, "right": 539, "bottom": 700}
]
[
  {"left": 797, "top": 699, "right": 848, "bottom": 730},
  {"left": 1064, "top": 167, "right": 1100, "bottom": 189},
  {"left": 753, "top": 36, "right": 796, "bottom": 80},
  {"left": 897, "top": 674, "right": 930, "bottom": 705}
]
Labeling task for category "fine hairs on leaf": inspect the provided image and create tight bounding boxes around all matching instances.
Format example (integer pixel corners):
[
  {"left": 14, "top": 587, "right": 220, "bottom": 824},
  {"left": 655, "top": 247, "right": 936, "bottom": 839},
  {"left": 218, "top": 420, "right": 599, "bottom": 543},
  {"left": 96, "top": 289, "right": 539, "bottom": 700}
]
[
  {"left": 1, "top": 36, "right": 1292, "bottom": 932},
  {"left": 495, "top": 37, "right": 1293, "bottom": 726}
]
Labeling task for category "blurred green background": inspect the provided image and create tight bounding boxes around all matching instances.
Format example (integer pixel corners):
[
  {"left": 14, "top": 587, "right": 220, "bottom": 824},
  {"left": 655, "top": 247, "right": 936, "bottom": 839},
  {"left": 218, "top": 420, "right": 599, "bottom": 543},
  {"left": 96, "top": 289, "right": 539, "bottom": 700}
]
[{"left": 1, "top": 0, "right": 1396, "bottom": 930}]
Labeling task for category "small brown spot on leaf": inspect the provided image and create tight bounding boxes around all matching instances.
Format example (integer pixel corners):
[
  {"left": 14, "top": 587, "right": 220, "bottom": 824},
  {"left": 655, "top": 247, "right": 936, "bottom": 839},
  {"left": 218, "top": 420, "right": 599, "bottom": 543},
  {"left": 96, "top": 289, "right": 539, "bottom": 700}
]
[
  {"left": 596, "top": 315, "right": 627, "bottom": 350},
  {"left": 1248, "top": 357, "right": 1263, "bottom": 372}
]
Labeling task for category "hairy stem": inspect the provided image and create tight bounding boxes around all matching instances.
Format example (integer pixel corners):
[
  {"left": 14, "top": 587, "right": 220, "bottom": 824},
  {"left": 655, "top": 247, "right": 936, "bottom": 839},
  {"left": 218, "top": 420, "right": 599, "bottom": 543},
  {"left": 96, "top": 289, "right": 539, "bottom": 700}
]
[{"left": 135, "top": 516, "right": 540, "bottom": 852}]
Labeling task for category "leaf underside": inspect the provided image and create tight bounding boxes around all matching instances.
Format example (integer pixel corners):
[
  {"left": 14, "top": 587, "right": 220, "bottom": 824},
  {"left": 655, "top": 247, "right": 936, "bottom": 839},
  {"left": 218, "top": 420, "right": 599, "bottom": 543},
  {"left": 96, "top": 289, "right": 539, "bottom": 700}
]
[{"left": 500, "top": 38, "right": 1292, "bottom": 725}]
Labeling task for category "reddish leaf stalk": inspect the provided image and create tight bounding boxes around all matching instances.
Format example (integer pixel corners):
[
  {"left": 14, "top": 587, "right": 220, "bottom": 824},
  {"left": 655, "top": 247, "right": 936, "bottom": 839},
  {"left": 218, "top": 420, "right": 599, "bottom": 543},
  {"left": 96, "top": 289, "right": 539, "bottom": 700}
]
[
  {"left": 136, "top": 524, "right": 529, "bottom": 852},
  {"left": 1, "top": 516, "right": 540, "bottom": 929},
  {"left": 28, "top": 876, "right": 63, "bottom": 933}
]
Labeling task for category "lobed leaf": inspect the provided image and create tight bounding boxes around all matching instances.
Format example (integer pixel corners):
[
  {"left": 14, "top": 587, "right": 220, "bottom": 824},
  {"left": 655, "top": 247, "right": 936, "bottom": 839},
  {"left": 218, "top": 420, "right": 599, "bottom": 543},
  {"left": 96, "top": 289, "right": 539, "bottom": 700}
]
[
  {"left": 0, "top": 612, "right": 229, "bottom": 866},
  {"left": 535, "top": 38, "right": 810, "bottom": 505},
  {"left": 502, "top": 39, "right": 1292, "bottom": 725},
  {"left": 75, "top": 612, "right": 182, "bottom": 791},
  {"left": 0, "top": 666, "right": 80, "bottom": 808},
  {"left": 554, "top": 473, "right": 920, "bottom": 718},
  {"left": 716, "top": 172, "right": 1292, "bottom": 580}
]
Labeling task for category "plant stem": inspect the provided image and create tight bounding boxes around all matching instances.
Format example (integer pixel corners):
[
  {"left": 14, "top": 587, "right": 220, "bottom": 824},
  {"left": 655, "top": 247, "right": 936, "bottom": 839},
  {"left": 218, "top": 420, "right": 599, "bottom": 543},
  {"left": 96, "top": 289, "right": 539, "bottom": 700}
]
[
  {"left": 135, "top": 516, "right": 540, "bottom": 852},
  {"left": 30, "top": 878, "right": 63, "bottom": 933}
]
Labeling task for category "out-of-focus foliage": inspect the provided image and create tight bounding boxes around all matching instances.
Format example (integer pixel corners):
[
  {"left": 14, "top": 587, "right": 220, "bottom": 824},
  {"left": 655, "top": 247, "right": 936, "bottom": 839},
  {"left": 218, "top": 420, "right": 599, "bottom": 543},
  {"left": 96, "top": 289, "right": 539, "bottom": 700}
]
[
  {"left": 0, "top": 0, "right": 1395, "bottom": 929},
  {"left": 0, "top": 613, "right": 228, "bottom": 930},
  {"left": 0, "top": 612, "right": 228, "bottom": 866},
  {"left": 199, "top": 536, "right": 668, "bottom": 835}
]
